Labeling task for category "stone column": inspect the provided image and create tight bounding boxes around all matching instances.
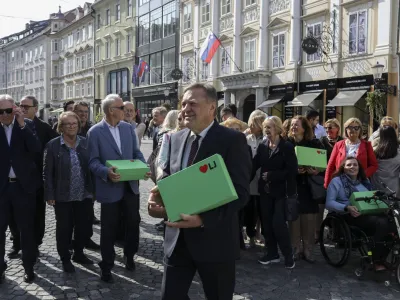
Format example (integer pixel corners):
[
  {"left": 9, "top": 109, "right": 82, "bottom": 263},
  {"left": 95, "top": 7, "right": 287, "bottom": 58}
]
[
  {"left": 193, "top": 0, "right": 200, "bottom": 82},
  {"left": 289, "top": 0, "right": 301, "bottom": 65},
  {"left": 233, "top": 0, "right": 242, "bottom": 73},
  {"left": 255, "top": 87, "right": 264, "bottom": 109},
  {"left": 224, "top": 91, "right": 231, "bottom": 105},
  {"left": 209, "top": 0, "right": 220, "bottom": 80},
  {"left": 257, "top": 0, "right": 269, "bottom": 70},
  {"left": 375, "top": 0, "right": 392, "bottom": 55}
]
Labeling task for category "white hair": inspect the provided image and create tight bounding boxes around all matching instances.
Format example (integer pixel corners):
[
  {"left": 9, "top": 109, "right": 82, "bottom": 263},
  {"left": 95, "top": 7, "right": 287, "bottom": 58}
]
[
  {"left": 0, "top": 94, "right": 15, "bottom": 104},
  {"left": 161, "top": 110, "right": 179, "bottom": 132},
  {"left": 102, "top": 94, "right": 121, "bottom": 114},
  {"left": 152, "top": 106, "right": 168, "bottom": 117}
]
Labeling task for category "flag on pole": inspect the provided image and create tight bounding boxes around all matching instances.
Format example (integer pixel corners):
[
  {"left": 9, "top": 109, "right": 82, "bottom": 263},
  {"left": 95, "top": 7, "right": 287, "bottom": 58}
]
[
  {"left": 200, "top": 32, "right": 221, "bottom": 63},
  {"left": 137, "top": 59, "right": 149, "bottom": 77}
]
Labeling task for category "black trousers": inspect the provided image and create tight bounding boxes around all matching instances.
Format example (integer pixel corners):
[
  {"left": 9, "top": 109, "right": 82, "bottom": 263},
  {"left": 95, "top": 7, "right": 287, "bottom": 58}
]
[
  {"left": 243, "top": 195, "right": 260, "bottom": 238},
  {"left": 99, "top": 186, "right": 140, "bottom": 272},
  {"left": 161, "top": 234, "right": 235, "bottom": 300},
  {"left": 9, "top": 187, "right": 46, "bottom": 249},
  {"left": 259, "top": 194, "right": 292, "bottom": 258},
  {"left": 54, "top": 198, "right": 92, "bottom": 261},
  {"left": 0, "top": 182, "right": 36, "bottom": 271}
]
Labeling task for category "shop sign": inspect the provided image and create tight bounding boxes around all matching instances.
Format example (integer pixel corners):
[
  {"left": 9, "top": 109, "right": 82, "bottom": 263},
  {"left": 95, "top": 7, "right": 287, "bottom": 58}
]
[
  {"left": 302, "top": 36, "right": 319, "bottom": 55},
  {"left": 338, "top": 75, "right": 374, "bottom": 88},
  {"left": 299, "top": 80, "right": 326, "bottom": 92},
  {"left": 325, "top": 79, "right": 337, "bottom": 120}
]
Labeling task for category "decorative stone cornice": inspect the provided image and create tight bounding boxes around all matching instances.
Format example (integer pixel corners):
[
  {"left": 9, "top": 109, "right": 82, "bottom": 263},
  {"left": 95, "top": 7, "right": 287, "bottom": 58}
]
[{"left": 218, "top": 70, "right": 271, "bottom": 90}]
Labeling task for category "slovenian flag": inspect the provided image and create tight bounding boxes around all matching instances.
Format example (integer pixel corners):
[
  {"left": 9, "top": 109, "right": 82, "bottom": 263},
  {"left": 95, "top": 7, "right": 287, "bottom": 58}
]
[
  {"left": 137, "top": 59, "right": 149, "bottom": 77},
  {"left": 200, "top": 32, "right": 221, "bottom": 63}
]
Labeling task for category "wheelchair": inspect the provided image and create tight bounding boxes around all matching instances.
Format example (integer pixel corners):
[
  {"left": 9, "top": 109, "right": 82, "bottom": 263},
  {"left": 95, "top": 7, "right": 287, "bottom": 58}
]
[{"left": 318, "top": 190, "right": 400, "bottom": 284}]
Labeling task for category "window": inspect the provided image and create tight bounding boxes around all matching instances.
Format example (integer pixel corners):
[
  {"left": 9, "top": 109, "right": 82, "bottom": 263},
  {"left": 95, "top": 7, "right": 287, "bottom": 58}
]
[
  {"left": 81, "top": 83, "right": 85, "bottom": 97},
  {"left": 272, "top": 34, "right": 285, "bottom": 68},
  {"left": 39, "top": 45, "right": 43, "bottom": 56},
  {"left": 96, "top": 45, "right": 100, "bottom": 62},
  {"left": 81, "top": 55, "right": 86, "bottom": 69},
  {"left": 163, "top": 48, "right": 175, "bottom": 82},
  {"left": 306, "top": 23, "right": 321, "bottom": 62},
  {"left": 82, "top": 27, "right": 86, "bottom": 42},
  {"left": 68, "top": 34, "right": 73, "bottom": 47},
  {"left": 182, "top": 56, "right": 192, "bottom": 82},
  {"left": 20, "top": 70, "right": 23, "bottom": 81},
  {"left": 20, "top": 50, "right": 23, "bottom": 60},
  {"left": 115, "top": 38, "right": 120, "bottom": 56},
  {"left": 150, "top": 8, "right": 162, "bottom": 42},
  {"left": 150, "top": 52, "right": 162, "bottom": 84},
  {"left": 40, "top": 66, "right": 44, "bottom": 80},
  {"left": 29, "top": 50, "right": 32, "bottom": 61},
  {"left": 61, "top": 38, "right": 64, "bottom": 50},
  {"left": 201, "top": 0, "right": 210, "bottom": 24},
  {"left": 34, "top": 48, "right": 38, "bottom": 58},
  {"left": 35, "top": 68, "right": 39, "bottom": 81},
  {"left": 54, "top": 65, "right": 58, "bottom": 77},
  {"left": 201, "top": 62, "right": 209, "bottom": 80},
  {"left": 138, "top": 14, "right": 150, "bottom": 46},
  {"left": 221, "top": 46, "right": 231, "bottom": 74},
  {"left": 116, "top": 2, "right": 121, "bottom": 21},
  {"left": 54, "top": 41, "right": 58, "bottom": 51},
  {"left": 126, "top": 34, "right": 131, "bottom": 53},
  {"left": 60, "top": 62, "right": 64, "bottom": 75},
  {"left": 76, "top": 84, "right": 80, "bottom": 97},
  {"left": 87, "top": 82, "right": 92, "bottom": 96},
  {"left": 68, "top": 59, "right": 73, "bottom": 74},
  {"left": 221, "top": 0, "right": 231, "bottom": 16},
  {"left": 53, "top": 89, "right": 58, "bottom": 100},
  {"left": 139, "top": 0, "right": 150, "bottom": 5},
  {"left": 76, "top": 31, "right": 80, "bottom": 44},
  {"left": 106, "top": 41, "right": 110, "bottom": 58},
  {"left": 25, "top": 52, "right": 28, "bottom": 62},
  {"left": 76, "top": 57, "right": 80, "bottom": 71},
  {"left": 127, "top": 0, "right": 132, "bottom": 17},
  {"left": 244, "top": 39, "right": 256, "bottom": 71},
  {"left": 349, "top": 10, "right": 367, "bottom": 54},
  {"left": 11, "top": 51, "right": 14, "bottom": 61},
  {"left": 108, "top": 69, "right": 129, "bottom": 93},
  {"left": 246, "top": 0, "right": 256, "bottom": 6},
  {"left": 88, "top": 53, "right": 92, "bottom": 67},
  {"left": 88, "top": 23, "right": 93, "bottom": 38},
  {"left": 106, "top": 9, "right": 110, "bottom": 25},
  {"left": 97, "top": 14, "right": 101, "bottom": 29},
  {"left": 183, "top": 4, "right": 191, "bottom": 30},
  {"left": 163, "top": 2, "right": 176, "bottom": 38},
  {"left": 67, "top": 85, "right": 73, "bottom": 98}
]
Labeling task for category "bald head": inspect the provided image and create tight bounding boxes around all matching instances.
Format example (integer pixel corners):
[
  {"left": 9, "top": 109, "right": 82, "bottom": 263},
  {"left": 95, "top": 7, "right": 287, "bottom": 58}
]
[{"left": 123, "top": 101, "right": 136, "bottom": 123}]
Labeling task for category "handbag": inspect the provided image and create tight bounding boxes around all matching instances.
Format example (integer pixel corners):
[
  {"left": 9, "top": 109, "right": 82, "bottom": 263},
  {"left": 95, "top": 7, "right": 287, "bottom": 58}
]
[
  {"left": 307, "top": 175, "right": 326, "bottom": 201},
  {"left": 147, "top": 146, "right": 160, "bottom": 184},
  {"left": 285, "top": 194, "right": 299, "bottom": 221}
]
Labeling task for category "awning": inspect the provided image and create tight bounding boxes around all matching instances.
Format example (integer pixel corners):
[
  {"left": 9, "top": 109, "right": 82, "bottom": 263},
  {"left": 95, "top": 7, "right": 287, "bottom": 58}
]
[
  {"left": 285, "top": 91, "right": 322, "bottom": 107},
  {"left": 326, "top": 90, "right": 367, "bottom": 107},
  {"left": 257, "top": 95, "right": 284, "bottom": 109},
  {"left": 50, "top": 108, "right": 63, "bottom": 113},
  {"left": 218, "top": 100, "right": 224, "bottom": 107}
]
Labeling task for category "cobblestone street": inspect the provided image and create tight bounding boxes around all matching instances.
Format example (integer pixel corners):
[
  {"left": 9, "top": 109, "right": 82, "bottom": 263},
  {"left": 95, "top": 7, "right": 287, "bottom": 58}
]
[{"left": 0, "top": 139, "right": 399, "bottom": 300}]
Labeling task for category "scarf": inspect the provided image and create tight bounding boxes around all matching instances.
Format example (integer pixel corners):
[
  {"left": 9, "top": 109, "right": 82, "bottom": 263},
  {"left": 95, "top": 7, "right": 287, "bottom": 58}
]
[{"left": 340, "top": 174, "right": 372, "bottom": 198}]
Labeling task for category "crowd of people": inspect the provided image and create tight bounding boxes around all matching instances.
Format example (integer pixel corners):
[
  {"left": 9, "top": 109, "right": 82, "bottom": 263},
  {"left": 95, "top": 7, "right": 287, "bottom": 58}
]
[{"left": 1, "top": 82, "right": 400, "bottom": 299}]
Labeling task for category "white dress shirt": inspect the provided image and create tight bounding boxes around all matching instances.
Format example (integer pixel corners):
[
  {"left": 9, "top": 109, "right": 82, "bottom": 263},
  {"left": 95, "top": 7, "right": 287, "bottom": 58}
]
[
  {"left": 315, "top": 123, "right": 327, "bottom": 139},
  {"left": 105, "top": 119, "right": 122, "bottom": 153},
  {"left": 2, "top": 119, "right": 16, "bottom": 178},
  {"left": 182, "top": 121, "right": 214, "bottom": 169}
]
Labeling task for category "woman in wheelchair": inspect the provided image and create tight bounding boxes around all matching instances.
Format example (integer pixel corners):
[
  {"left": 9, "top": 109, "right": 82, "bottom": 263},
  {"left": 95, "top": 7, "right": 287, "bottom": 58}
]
[{"left": 326, "top": 157, "right": 396, "bottom": 271}]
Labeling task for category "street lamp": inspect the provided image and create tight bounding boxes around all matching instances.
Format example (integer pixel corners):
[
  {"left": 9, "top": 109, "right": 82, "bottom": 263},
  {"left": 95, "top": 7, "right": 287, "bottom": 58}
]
[{"left": 371, "top": 62, "right": 397, "bottom": 95}]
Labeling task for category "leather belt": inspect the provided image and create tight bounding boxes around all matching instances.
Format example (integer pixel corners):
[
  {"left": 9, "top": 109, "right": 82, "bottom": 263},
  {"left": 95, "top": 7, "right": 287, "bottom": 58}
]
[{"left": 8, "top": 178, "right": 17, "bottom": 183}]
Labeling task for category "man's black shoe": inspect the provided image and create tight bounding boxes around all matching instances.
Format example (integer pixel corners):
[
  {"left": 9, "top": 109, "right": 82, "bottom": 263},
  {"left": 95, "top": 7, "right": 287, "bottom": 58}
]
[
  {"left": 72, "top": 254, "right": 93, "bottom": 265},
  {"left": 124, "top": 256, "right": 135, "bottom": 271},
  {"left": 100, "top": 270, "right": 114, "bottom": 283},
  {"left": 7, "top": 248, "right": 20, "bottom": 259},
  {"left": 85, "top": 239, "right": 100, "bottom": 250},
  {"left": 24, "top": 269, "right": 35, "bottom": 283},
  {"left": 62, "top": 261, "right": 76, "bottom": 273},
  {"left": 93, "top": 217, "right": 101, "bottom": 225}
]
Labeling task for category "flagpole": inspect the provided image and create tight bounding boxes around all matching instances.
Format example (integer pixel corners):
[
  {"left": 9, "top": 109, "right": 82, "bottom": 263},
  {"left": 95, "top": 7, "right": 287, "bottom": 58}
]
[{"left": 212, "top": 32, "right": 243, "bottom": 73}]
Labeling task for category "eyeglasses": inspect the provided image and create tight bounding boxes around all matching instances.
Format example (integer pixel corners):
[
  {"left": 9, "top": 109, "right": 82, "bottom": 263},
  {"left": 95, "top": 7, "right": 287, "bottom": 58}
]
[
  {"left": 346, "top": 126, "right": 361, "bottom": 131},
  {"left": 75, "top": 110, "right": 89, "bottom": 114},
  {"left": 0, "top": 108, "right": 13, "bottom": 115},
  {"left": 62, "top": 122, "right": 79, "bottom": 128},
  {"left": 20, "top": 105, "right": 35, "bottom": 110},
  {"left": 111, "top": 106, "right": 125, "bottom": 111}
]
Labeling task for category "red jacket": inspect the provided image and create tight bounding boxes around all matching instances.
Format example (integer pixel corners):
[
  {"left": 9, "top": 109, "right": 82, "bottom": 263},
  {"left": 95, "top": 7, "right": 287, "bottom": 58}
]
[{"left": 324, "top": 139, "right": 378, "bottom": 188}]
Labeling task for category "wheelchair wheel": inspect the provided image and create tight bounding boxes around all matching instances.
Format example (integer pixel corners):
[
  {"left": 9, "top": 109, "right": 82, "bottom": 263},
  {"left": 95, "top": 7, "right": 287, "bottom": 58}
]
[{"left": 319, "top": 215, "right": 352, "bottom": 267}]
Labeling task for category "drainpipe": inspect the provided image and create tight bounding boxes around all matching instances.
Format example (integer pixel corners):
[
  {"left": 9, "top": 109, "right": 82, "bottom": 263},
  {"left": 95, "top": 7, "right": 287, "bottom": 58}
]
[
  {"left": 91, "top": 7, "right": 96, "bottom": 121},
  {"left": 396, "top": 2, "right": 400, "bottom": 126}
]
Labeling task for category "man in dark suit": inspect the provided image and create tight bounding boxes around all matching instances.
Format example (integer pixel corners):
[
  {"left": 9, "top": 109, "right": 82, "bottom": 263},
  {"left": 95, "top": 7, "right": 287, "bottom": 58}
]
[
  {"left": 7, "top": 96, "right": 58, "bottom": 259},
  {"left": 0, "top": 94, "right": 42, "bottom": 283},
  {"left": 148, "top": 83, "right": 252, "bottom": 300}
]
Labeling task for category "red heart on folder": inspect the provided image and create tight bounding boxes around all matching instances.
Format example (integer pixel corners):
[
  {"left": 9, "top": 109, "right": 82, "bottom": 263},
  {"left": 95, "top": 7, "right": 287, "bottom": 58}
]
[
  {"left": 317, "top": 151, "right": 321, "bottom": 154},
  {"left": 130, "top": 159, "right": 135, "bottom": 162},
  {"left": 199, "top": 165, "right": 208, "bottom": 173}
]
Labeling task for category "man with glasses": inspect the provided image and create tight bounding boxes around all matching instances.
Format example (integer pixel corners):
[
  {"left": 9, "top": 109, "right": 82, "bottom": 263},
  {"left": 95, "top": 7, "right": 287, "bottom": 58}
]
[
  {"left": 7, "top": 96, "right": 58, "bottom": 261},
  {"left": 0, "top": 94, "right": 42, "bottom": 283},
  {"left": 87, "top": 94, "right": 149, "bottom": 283}
]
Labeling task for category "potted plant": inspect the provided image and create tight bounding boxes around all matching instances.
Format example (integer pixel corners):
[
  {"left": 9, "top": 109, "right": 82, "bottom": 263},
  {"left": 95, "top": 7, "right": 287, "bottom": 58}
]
[{"left": 366, "top": 90, "right": 386, "bottom": 122}]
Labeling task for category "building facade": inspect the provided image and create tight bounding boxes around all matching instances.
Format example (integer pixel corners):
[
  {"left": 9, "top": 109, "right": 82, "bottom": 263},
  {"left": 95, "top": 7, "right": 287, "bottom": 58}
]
[
  {"left": 92, "top": 0, "right": 136, "bottom": 117},
  {"left": 179, "top": 0, "right": 400, "bottom": 134},
  {"left": 133, "top": 0, "right": 179, "bottom": 118},
  {"left": 49, "top": 4, "right": 95, "bottom": 119}
]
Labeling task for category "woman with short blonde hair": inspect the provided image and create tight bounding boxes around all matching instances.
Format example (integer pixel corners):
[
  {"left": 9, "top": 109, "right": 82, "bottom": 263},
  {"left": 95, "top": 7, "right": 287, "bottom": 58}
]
[
  {"left": 369, "top": 116, "right": 399, "bottom": 150},
  {"left": 263, "top": 116, "right": 283, "bottom": 136},
  {"left": 57, "top": 112, "right": 82, "bottom": 135}
]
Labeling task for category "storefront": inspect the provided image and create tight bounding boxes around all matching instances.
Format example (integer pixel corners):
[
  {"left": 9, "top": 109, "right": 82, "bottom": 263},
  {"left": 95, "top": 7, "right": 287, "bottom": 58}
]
[
  {"left": 259, "top": 83, "right": 295, "bottom": 120},
  {"left": 132, "top": 82, "right": 178, "bottom": 118}
]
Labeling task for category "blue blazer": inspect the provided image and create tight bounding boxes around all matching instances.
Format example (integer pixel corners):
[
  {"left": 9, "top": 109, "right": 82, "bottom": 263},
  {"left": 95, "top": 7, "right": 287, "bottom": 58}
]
[{"left": 87, "top": 119, "right": 146, "bottom": 203}]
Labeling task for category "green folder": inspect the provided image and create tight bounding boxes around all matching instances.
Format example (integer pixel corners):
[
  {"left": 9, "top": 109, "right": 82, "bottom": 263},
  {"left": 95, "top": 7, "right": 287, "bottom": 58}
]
[
  {"left": 295, "top": 146, "right": 327, "bottom": 169},
  {"left": 349, "top": 191, "right": 388, "bottom": 215},
  {"left": 105, "top": 160, "right": 149, "bottom": 181},
  {"left": 157, "top": 154, "right": 238, "bottom": 222}
]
